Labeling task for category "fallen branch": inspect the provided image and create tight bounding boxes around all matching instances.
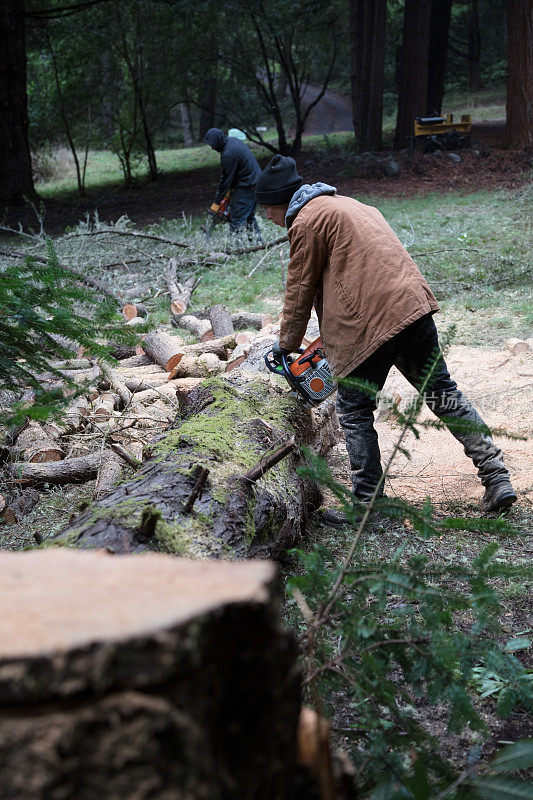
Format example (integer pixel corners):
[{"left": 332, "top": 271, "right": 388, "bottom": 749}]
[
  {"left": 183, "top": 467, "right": 210, "bottom": 513},
  {"left": 165, "top": 258, "right": 202, "bottom": 316},
  {"left": 61, "top": 228, "right": 190, "bottom": 248},
  {"left": 242, "top": 436, "right": 296, "bottom": 484},
  {"left": 0, "top": 249, "right": 121, "bottom": 303},
  {"left": 230, "top": 234, "right": 288, "bottom": 255},
  {"left": 109, "top": 442, "right": 142, "bottom": 470},
  {"left": 95, "top": 361, "right": 133, "bottom": 408}
]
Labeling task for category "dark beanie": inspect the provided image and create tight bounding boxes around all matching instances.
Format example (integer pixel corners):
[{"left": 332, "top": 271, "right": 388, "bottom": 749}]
[{"left": 255, "top": 155, "right": 303, "bottom": 205}]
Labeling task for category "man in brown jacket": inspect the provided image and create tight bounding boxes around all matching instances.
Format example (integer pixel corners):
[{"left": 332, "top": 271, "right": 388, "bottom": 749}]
[{"left": 255, "top": 155, "right": 517, "bottom": 520}]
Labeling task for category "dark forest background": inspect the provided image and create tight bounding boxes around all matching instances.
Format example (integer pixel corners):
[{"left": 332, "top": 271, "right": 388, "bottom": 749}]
[{"left": 1, "top": 0, "right": 532, "bottom": 205}]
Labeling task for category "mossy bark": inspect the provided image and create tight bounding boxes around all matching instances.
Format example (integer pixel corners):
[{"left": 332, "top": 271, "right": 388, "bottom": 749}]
[{"left": 54, "top": 376, "right": 337, "bottom": 557}]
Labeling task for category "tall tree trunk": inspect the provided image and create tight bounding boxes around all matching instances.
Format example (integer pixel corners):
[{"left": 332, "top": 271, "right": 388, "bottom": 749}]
[
  {"left": 505, "top": 0, "right": 533, "bottom": 148},
  {"left": 394, "top": 0, "right": 432, "bottom": 151},
  {"left": 0, "top": 0, "right": 38, "bottom": 205},
  {"left": 467, "top": 0, "right": 482, "bottom": 91},
  {"left": 426, "top": 0, "right": 452, "bottom": 116},
  {"left": 180, "top": 102, "right": 194, "bottom": 146},
  {"left": 350, "top": 0, "right": 386, "bottom": 152}
]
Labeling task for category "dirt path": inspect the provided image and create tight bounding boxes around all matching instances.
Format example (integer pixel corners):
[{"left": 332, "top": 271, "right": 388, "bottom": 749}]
[{"left": 327, "top": 345, "right": 533, "bottom": 509}]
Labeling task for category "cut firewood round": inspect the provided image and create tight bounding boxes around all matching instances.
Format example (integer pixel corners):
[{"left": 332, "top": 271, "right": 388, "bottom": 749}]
[
  {"left": 13, "top": 422, "right": 64, "bottom": 464},
  {"left": 92, "top": 393, "right": 119, "bottom": 421},
  {"left": 168, "top": 353, "right": 224, "bottom": 379},
  {"left": 122, "top": 303, "right": 148, "bottom": 321},
  {"left": 142, "top": 331, "right": 185, "bottom": 372},
  {"left": 0, "top": 489, "right": 40, "bottom": 525}
]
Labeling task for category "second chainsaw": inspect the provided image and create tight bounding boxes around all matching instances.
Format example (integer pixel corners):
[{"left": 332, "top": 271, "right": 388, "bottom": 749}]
[{"left": 205, "top": 192, "right": 230, "bottom": 240}]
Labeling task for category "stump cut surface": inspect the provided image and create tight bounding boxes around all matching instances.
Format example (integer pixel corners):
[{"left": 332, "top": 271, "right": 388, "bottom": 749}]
[{"left": 0, "top": 549, "right": 275, "bottom": 659}]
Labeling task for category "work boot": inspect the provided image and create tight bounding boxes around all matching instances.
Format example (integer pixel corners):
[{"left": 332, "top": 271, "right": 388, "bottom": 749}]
[
  {"left": 319, "top": 508, "right": 362, "bottom": 528},
  {"left": 482, "top": 480, "right": 517, "bottom": 513}
]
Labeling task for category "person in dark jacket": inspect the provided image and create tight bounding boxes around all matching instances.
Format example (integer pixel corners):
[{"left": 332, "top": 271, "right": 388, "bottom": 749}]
[
  {"left": 255, "top": 154, "right": 517, "bottom": 520},
  {"left": 203, "top": 128, "right": 262, "bottom": 240}
]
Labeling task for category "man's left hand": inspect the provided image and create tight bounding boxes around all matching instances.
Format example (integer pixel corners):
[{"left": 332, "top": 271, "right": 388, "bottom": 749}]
[{"left": 272, "top": 341, "right": 290, "bottom": 364}]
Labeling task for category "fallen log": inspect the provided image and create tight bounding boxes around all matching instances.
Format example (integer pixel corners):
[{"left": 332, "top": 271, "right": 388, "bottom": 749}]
[
  {"left": 209, "top": 304, "right": 234, "bottom": 338},
  {"left": 8, "top": 453, "right": 102, "bottom": 486},
  {"left": 167, "top": 353, "right": 225, "bottom": 379},
  {"left": 123, "top": 374, "right": 172, "bottom": 392},
  {"left": 53, "top": 376, "right": 337, "bottom": 558},
  {"left": 94, "top": 453, "right": 123, "bottom": 499},
  {"left": 142, "top": 330, "right": 185, "bottom": 372},
  {"left": 182, "top": 333, "right": 237, "bottom": 358},
  {"left": 232, "top": 312, "right": 273, "bottom": 331},
  {"left": 96, "top": 362, "right": 132, "bottom": 408},
  {"left": 116, "top": 353, "right": 153, "bottom": 368},
  {"left": 116, "top": 364, "right": 166, "bottom": 376},
  {"left": 172, "top": 314, "right": 213, "bottom": 341}
]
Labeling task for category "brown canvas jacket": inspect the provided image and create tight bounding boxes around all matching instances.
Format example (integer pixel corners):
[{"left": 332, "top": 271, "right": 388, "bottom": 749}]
[{"left": 279, "top": 194, "right": 439, "bottom": 378}]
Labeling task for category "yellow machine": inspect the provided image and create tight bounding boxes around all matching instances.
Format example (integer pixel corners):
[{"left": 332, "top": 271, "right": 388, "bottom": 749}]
[{"left": 409, "top": 113, "right": 472, "bottom": 154}]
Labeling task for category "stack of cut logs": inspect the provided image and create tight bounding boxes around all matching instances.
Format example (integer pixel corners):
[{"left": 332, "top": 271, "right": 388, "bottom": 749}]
[{"left": 1, "top": 260, "right": 283, "bottom": 528}]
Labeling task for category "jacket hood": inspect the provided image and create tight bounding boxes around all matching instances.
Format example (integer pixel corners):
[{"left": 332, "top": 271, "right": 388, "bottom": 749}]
[
  {"left": 203, "top": 128, "right": 227, "bottom": 152},
  {"left": 286, "top": 182, "right": 337, "bottom": 226}
]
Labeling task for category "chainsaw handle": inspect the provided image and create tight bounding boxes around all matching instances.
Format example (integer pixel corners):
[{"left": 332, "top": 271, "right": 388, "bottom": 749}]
[{"left": 264, "top": 347, "right": 303, "bottom": 376}]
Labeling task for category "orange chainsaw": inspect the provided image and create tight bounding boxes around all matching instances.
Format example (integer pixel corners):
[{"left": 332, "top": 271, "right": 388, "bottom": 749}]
[
  {"left": 206, "top": 191, "right": 230, "bottom": 240},
  {"left": 264, "top": 337, "right": 335, "bottom": 407}
]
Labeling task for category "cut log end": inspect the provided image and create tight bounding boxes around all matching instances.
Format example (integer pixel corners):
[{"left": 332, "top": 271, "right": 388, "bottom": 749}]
[
  {"left": 171, "top": 299, "right": 187, "bottom": 316},
  {"left": 165, "top": 352, "right": 184, "bottom": 372}
]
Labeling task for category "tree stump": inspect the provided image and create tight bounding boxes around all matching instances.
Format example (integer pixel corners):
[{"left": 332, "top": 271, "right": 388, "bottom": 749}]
[{"left": 0, "top": 549, "right": 301, "bottom": 800}]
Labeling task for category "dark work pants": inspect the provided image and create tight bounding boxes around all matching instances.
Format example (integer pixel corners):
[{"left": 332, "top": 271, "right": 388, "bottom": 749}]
[
  {"left": 336, "top": 313, "right": 510, "bottom": 501},
  {"left": 229, "top": 186, "right": 261, "bottom": 241}
]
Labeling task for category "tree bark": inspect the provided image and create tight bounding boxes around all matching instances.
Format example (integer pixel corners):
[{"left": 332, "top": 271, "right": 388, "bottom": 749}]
[
  {"left": 394, "top": 0, "right": 433, "bottom": 150},
  {"left": 505, "top": 0, "right": 533, "bottom": 148},
  {"left": 426, "top": 0, "right": 452, "bottom": 115},
  {"left": 350, "top": 0, "right": 387, "bottom": 152},
  {"left": 209, "top": 304, "right": 235, "bottom": 338},
  {"left": 53, "top": 377, "right": 337, "bottom": 559},
  {"left": 0, "top": 0, "right": 37, "bottom": 205},
  {"left": 467, "top": 0, "right": 482, "bottom": 92}
]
